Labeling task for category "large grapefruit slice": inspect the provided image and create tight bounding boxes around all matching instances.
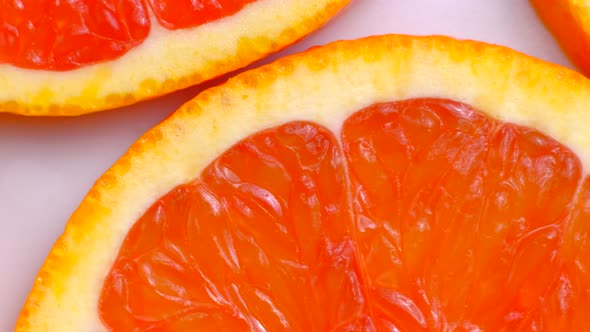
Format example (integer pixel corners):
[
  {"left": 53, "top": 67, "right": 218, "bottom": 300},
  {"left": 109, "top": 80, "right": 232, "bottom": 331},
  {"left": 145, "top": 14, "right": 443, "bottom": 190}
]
[
  {"left": 0, "top": 0, "right": 348, "bottom": 116},
  {"left": 16, "top": 35, "right": 590, "bottom": 331},
  {"left": 531, "top": 0, "right": 590, "bottom": 76}
]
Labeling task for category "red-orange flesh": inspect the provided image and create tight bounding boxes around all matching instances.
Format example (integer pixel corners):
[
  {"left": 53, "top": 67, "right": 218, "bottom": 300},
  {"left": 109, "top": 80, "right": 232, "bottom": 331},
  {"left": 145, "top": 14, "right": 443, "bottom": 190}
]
[
  {"left": 0, "top": 0, "right": 255, "bottom": 70},
  {"left": 99, "top": 98, "right": 590, "bottom": 331}
]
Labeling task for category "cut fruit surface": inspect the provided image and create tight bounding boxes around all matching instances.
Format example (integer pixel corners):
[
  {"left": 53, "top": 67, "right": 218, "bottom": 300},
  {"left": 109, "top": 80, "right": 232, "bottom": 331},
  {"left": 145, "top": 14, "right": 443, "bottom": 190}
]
[
  {"left": 100, "top": 122, "right": 368, "bottom": 331},
  {"left": 531, "top": 0, "right": 590, "bottom": 76},
  {"left": 0, "top": 0, "right": 348, "bottom": 115},
  {"left": 0, "top": 0, "right": 255, "bottom": 70},
  {"left": 99, "top": 99, "right": 589, "bottom": 331},
  {"left": 16, "top": 35, "right": 590, "bottom": 331},
  {"left": 0, "top": 0, "right": 151, "bottom": 71},
  {"left": 147, "top": 0, "right": 256, "bottom": 30}
]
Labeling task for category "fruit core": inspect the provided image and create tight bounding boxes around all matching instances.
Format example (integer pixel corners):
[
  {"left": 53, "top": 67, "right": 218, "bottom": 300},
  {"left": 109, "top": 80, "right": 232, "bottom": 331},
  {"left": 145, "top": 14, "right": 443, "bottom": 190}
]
[
  {"left": 0, "top": 0, "right": 256, "bottom": 70},
  {"left": 100, "top": 98, "right": 590, "bottom": 331}
]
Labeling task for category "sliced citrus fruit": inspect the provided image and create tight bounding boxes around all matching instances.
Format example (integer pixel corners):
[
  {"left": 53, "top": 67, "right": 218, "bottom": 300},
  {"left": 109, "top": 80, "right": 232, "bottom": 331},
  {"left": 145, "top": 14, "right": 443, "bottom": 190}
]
[
  {"left": 0, "top": 0, "right": 348, "bottom": 116},
  {"left": 531, "top": 0, "right": 590, "bottom": 76},
  {"left": 16, "top": 35, "right": 590, "bottom": 331}
]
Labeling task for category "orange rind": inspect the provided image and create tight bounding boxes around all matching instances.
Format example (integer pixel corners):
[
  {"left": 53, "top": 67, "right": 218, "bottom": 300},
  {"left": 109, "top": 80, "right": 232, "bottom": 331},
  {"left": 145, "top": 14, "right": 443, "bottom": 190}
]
[{"left": 531, "top": 0, "right": 590, "bottom": 76}]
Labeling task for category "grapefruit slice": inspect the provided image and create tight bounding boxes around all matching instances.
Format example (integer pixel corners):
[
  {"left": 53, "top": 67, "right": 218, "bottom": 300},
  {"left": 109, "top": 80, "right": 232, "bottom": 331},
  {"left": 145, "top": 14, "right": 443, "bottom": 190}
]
[
  {"left": 531, "top": 0, "right": 590, "bottom": 76},
  {"left": 16, "top": 35, "right": 590, "bottom": 331},
  {"left": 0, "top": 0, "right": 348, "bottom": 116}
]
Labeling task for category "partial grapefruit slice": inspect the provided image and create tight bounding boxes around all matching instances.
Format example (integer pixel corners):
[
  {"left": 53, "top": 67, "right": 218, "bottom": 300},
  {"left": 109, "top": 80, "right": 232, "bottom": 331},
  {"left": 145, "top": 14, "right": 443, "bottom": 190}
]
[
  {"left": 16, "top": 35, "right": 590, "bottom": 331},
  {"left": 0, "top": 0, "right": 348, "bottom": 116},
  {"left": 531, "top": 0, "right": 590, "bottom": 76}
]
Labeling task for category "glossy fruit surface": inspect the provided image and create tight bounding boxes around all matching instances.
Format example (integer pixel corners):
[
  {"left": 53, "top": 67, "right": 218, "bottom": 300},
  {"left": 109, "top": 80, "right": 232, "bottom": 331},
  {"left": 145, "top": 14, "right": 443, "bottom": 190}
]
[
  {"left": 100, "top": 99, "right": 590, "bottom": 330},
  {"left": 0, "top": 0, "right": 254, "bottom": 70}
]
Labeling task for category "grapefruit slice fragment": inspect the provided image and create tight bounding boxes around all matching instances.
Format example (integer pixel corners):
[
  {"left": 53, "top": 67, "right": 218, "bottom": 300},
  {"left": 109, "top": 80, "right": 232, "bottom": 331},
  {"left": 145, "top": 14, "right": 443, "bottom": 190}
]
[
  {"left": 0, "top": 0, "right": 151, "bottom": 71},
  {"left": 16, "top": 35, "right": 590, "bottom": 331},
  {"left": 530, "top": 0, "right": 590, "bottom": 76},
  {"left": 0, "top": 0, "right": 348, "bottom": 116}
]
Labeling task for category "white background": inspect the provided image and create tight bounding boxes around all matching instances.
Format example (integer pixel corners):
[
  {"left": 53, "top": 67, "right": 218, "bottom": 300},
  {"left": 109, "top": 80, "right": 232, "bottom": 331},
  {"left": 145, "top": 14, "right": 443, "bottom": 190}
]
[{"left": 0, "top": 0, "right": 574, "bottom": 330}]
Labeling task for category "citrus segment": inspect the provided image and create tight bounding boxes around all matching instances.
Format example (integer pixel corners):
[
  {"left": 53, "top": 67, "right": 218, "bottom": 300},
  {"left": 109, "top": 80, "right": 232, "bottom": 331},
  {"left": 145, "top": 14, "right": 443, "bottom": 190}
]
[
  {"left": 343, "top": 99, "right": 584, "bottom": 330},
  {"left": 99, "top": 122, "right": 369, "bottom": 331},
  {"left": 99, "top": 98, "right": 590, "bottom": 330},
  {"left": 0, "top": 0, "right": 151, "bottom": 70},
  {"left": 147, "top": 0, "right": 256, "bottom": 30}
]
